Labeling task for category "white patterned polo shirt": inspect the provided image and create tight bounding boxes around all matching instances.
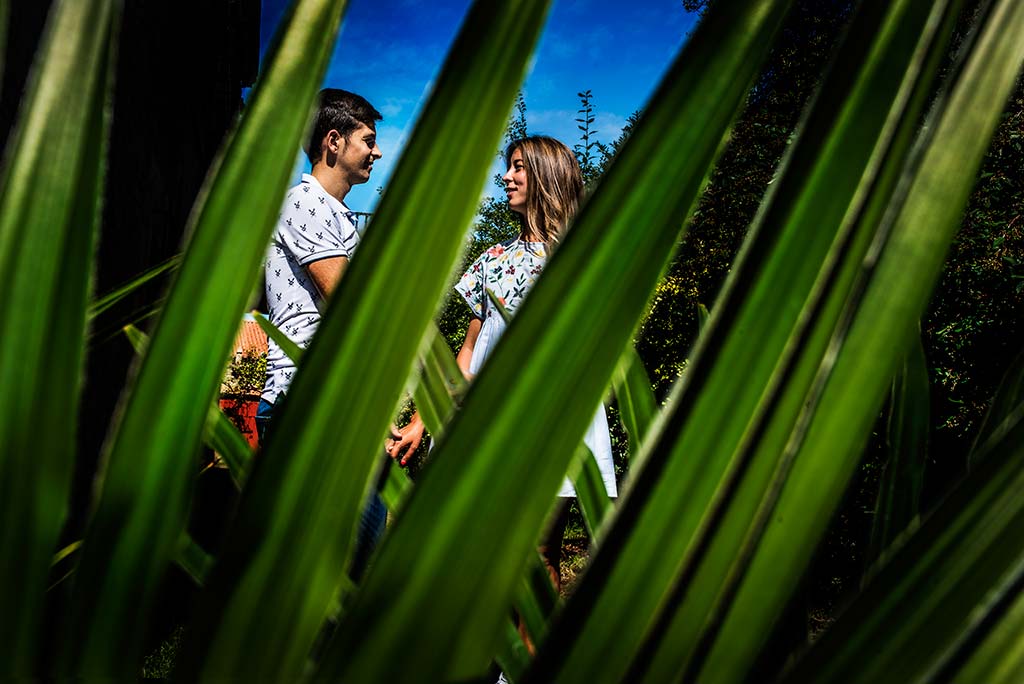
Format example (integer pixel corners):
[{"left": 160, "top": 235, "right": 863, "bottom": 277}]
[{"left": 261, "top": 173, "right": 359, "bottom": 404}]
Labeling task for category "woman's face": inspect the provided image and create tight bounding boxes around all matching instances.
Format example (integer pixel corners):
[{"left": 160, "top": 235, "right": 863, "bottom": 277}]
[{"left": 502, "top": 148, "right": 528, "bottom": 215}]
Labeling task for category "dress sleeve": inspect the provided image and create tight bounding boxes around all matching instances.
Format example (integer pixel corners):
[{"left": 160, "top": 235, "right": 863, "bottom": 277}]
[
  {"left": 279, "top": 187, "right": 357, "bottom": 266},
  {"left": 454, "top": 253, "right": 486, "bottom": 319}
]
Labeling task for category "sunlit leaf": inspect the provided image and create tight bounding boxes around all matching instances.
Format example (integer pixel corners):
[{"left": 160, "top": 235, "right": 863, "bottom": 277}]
[
  {"left": 59, "top": 0, "right": 349, "bottom": 675},
  {"left": 320, "top": 0, "right": 796, "bottom": 680},
  {"left": 88, "top": 253, "right": 180, "bottom": 320},
  {"left": 612, "top": 346, "right": 658, "bottom": 457},
  {"left": 567, "top": 445, "right": 612, "bottom": 542},
  {"left": 253, "top": 309, "right": 302, "bottom": 364},
  {"left": 413, "top": 325, "right": 466, "bottom": 438},
  {"left": 538, "top": 1, "right": 974, "bottom": 682},
  {"left": 722, "top": 2, "right": 1024, "bottom": 681},
  {"left": 180, "top": 1, "right": 554, "bottom": 680},
  {"left": 0, "top": 0, "right": 116, "bottom": 674},
  {"left": 781, "top": 364, "right": 1024, "bottom": 683},
  {"left": 123, "top": 325, "right": 253, "bottom": 488}
]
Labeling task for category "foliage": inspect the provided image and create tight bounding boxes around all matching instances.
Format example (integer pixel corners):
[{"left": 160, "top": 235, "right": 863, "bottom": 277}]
[
  {"left": 221, "top": 350, "right": 267, "bottom": 396},
  {"left": 6, "top": 1, "right": 1024, "bottom": 683},
  {"left": 574, "top": 89, "right": 600, "bottom": 184},
  {"left": 596, "top": 109, "right": 639, "bottom": 173},
  {"left": 508, "top": 91, "right": 528, "bottom": 142},
  {"left": 0, "top": 0, "right": 115, "bottom": 670},
  {"left": 679, "top": 0, "right": 1024, "bottom": 619},
  {"left": 637, "top": 0, "right": 859, "bottom": 397},
  {"left": 866, "top": 333, "right": 930, "bottom": 567},
  {"left": 922, "top": 80, "right": 1024, "bottom": 494}
]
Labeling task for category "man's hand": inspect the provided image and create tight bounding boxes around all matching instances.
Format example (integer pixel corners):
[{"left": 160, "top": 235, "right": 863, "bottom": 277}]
[{"left": 387, "top": 413, "right": 425, "bottom": 466}]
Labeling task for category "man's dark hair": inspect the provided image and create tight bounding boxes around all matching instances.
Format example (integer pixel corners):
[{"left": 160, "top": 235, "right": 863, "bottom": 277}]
[{"left": 305, "top": 88, "right": 382, "bottom": 164}]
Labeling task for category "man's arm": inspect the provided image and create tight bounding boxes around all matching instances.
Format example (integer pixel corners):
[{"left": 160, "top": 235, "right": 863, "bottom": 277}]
[{"left": 306, "top": 255, "right": 349, "bottom": 299}]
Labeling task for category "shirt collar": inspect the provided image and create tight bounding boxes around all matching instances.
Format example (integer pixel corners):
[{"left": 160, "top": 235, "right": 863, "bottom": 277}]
[{"left": 301, "top": 173, "right": 351, "bottom": 216}]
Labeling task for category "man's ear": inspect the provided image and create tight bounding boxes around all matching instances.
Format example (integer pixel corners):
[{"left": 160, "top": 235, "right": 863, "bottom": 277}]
[
  {"left": 318, "top": 129, "right": 342, "bottom": 167},
  {"left": 326, "top": 129, "right": 346, "bottom": 154}
]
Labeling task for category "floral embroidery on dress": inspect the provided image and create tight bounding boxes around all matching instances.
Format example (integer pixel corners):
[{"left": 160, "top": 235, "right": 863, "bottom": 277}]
[{"left": 455, "top": 237, "right": 547, "bottom": 319}]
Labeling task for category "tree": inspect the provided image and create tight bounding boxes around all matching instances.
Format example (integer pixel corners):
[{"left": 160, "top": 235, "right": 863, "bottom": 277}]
[
  {"left": 922, "top": 79, "right": 1024, "bottom": 492},
  {"left": 638, "top": 0, "right": 859, "bottom": 396},
  {"left": 574, "top": 89, "right": 600, "bottom": 184}
]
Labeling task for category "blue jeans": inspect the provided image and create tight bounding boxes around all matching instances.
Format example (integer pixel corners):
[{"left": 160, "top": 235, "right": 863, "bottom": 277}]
[{"left": 256, "top": 398, "right": 387, "bottom": 581}]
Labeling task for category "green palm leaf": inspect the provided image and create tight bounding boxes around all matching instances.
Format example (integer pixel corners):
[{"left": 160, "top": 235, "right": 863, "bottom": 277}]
[
  {"left": 866, "top": 330, "right": 929, "bottom": 568},
  {"left": 0, "top": 0, "right": 117, "bottom": 674},
  {"left": 568, "top": 444, "right": 612, "bottom": 542},
  {"left": 315, "top": 1, "right": 795, "bottom": 681},
  {"left": 58, "top": 0, "right": 349, "bottom": 676},
  {"left": 124, "top": 324, "right": 253, "bottom": 487},
  {"left": 88, "top": 254, "right": 180, "bottom": 320},
  {"left": 706, "top": 1, "right": 1024, "bottom": 681},
  {"left": 487, "top": 287, "right": 613, "bottom": 538},
  {"left": 536, "top": 1, "right": 972, "bottom": 682},
  {"left": 253, "top": 309, "right": 303, "bottom": 365},
  {"left": 176, "top": 533, "right": 216, "bottom": 586},
  {"left": 612, "top": 346, "right": 658, "bottom": 458},
  {"left": 971, "top": 349, "right": 1024, "bottom": 463},
  {"left": 950, "top": 577, "right": 1024, "bottom": 684},
  {"left": 781, "top": 352, "right": 1024, "bottom": 683},
  {"left": 395, "top": 320, "right": 561, "bottom": 668},
  {"left": 379, "top": 460, "right": 413, "bottom": 513},
  {"left": 413, "top": 324, "right": 467, "bottom": 438},
  {"left": 177, "top": 2, "right": 553, "bottom": 680}
]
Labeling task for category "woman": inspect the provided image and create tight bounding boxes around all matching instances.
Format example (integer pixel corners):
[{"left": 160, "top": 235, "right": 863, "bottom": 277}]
[{"left": 389, "top": 135, "right": 618, "bottom": 590}]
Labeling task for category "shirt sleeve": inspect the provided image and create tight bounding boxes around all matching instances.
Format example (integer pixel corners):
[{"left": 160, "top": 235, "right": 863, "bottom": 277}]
[
  {"left": 277, "top": 187, "right": 357, "bottom": 266},
  {"left": 455, "top": 254, "right": 486, "bottom": 319}
]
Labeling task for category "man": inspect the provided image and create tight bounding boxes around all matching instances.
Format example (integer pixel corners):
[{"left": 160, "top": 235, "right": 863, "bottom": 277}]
[{"left": 256, "top": 88, "right": 384, "bottom": 579}]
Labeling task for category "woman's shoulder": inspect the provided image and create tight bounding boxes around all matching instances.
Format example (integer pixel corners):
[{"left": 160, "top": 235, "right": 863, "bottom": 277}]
[{"left": 470, "top": 239, "right": 511, "bottom": 264}]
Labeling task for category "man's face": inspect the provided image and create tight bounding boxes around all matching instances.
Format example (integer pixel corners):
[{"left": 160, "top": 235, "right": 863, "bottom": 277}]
[{"left": 337, "top": 122, "right": 382, "bottom": 186}]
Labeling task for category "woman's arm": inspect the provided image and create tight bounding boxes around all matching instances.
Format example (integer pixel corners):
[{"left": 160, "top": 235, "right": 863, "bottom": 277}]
[
  {"left": 388, "top": 318, "right": 482, "bottom": 465},
  {"left": 454, "top": 316, "right": 482, "bottom": 379}
]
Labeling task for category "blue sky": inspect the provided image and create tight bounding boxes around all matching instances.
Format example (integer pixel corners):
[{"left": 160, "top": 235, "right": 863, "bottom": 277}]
[{"left": 259, "top": 1, "right": 699, "bottom": 212}]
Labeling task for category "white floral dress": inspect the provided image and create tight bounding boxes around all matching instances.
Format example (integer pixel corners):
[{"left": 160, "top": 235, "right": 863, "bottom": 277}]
[{"left": 455, "top": 237, "right": 618, "bottom": 498}]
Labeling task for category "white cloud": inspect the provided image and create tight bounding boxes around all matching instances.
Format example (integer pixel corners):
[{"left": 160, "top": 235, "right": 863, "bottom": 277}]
[
  {"left": 525, "top": 108, "right": 629, "bottom": 149},
  {"left": 593, "top": 111, "right": 629, "bottom": 141},
  {"left": 378, "top": 97, "right": 412, "bottom": 118}
]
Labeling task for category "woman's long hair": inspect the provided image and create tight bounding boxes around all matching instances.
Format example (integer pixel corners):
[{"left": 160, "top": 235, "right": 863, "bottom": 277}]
[{"left": 506, "top": 136, "right": 584, "bottom": 249}]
